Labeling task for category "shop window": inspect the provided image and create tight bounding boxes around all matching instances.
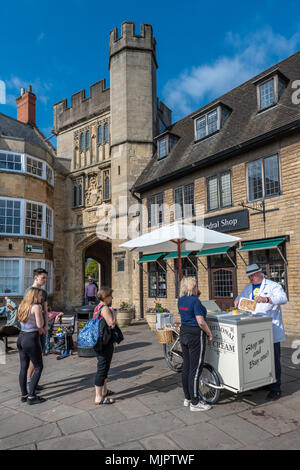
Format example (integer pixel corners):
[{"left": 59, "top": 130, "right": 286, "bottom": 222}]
[
  {"left": 175, "top": 256, "right": 197, "bottom": 298},
  {"left": 249, "top": 247, "right": 287, "bottom": 293},
  {"left": 0, "top": 258, "right": 20, "bottom": 295},
  {"left": 148, "top": 261, "right": 167, "bottom": 298}
]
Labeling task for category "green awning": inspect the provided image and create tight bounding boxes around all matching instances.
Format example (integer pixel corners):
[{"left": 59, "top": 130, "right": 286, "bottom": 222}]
[
  {"left": 163, "top": 251, "right": 193, "bottom": 260},
  {"left": 138, "top": 253, "right": 165, "bottom": 263},
  {"left": 196, "top": 246, "right": 232, "bottom": 257},
  {"left": 239, "top": 237, "right": 285, "bottom": 252}
]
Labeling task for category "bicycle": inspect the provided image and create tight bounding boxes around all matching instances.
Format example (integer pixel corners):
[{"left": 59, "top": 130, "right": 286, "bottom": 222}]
[{"left": 162, "top": 326, "right": 222, "bottom": 404}]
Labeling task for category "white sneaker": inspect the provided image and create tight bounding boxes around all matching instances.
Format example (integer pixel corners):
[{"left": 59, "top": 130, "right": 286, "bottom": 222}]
[
  {"left": 184, "top": 399, "right": 191, "bottom": 407},
  {"left": 190, "top": 401, "right": 212, "bottom": 412}
]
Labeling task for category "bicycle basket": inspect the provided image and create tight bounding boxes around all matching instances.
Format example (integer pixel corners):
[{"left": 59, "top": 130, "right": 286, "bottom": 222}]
[{"left": 156, "top": 328, "right": 173, "bottom": 344}]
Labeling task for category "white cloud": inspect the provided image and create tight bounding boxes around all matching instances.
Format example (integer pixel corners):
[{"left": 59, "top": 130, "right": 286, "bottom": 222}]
[
  {"left": 163, "top": 27, "right": 300, "bottom": 120},
  {"left": 4, "top": 76, "right": 53, "bottom": 107}
]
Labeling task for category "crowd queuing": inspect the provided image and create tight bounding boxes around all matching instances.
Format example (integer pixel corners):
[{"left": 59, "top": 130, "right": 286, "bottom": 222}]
[{"left": 0, "top": 261, "right": 287, "bottom": 408}]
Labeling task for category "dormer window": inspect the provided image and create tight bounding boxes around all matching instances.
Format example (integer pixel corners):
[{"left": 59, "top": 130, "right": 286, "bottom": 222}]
[
  {"left": 254, "top": 69, "right": 289, "bottom": 112},
  {"left": 260, "top": 79, "right": 274, "bottom": 109},
  {"left": 157, "top": 132, "right": 179, "bottom": 160},
  {"left": 193, "top": 103, "right": 231, "bottom": 142}
]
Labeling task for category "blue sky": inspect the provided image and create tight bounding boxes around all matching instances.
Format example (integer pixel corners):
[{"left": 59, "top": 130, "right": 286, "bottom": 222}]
[{"left": 1, "top": 0, "right": 300, "bottom": 143}]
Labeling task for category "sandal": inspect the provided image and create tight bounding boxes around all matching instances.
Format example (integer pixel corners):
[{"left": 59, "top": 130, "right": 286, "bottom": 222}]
[
  {"left": 104, "top": 389, "right": 114, "bottom": 397},
  {"left": 98, "top": 397, "right": 115, "bottom": 405}
]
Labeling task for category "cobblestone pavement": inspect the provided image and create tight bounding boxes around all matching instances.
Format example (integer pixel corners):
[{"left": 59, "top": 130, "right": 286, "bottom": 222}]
[{"left": 0, "top": 321, "right": 299, "bottom": 450}]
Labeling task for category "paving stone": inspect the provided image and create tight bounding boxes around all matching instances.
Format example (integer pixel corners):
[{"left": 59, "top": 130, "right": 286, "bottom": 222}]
[
  {"left": 89, "top": 404, "right": 128, "bottom": 425},
  {"left": 170, "top": 406, "right": 211, "bottom": 425},
  {"left": 0, "top": 423, "right": 61, "bottom": 450},
  {"left": 0, "top": 407, "right": 18, "bottom": 422},
  {"left": 238, "top": 403, "right": 300, "bottom": 436},
  {"left": 168, "top": 422, "right": 242, "bottom": 450},
  {"left": 37, "top": 430, "right": 102, "bottom": 450},
  {"left": 239, "top": 429, "right": 300, "bottom": 450},
  {"left": 93, "top": 411, "right": 183, "bottom": 447},
  {"left": 57, "top": 412, "right": 97, "bottom": 435},
  {"left": 137, "top": 388, "right": 185, "bottom": 412},
  {"left": 37, "top": 404, "right": 85, "bottom": 422},
  {"left": 111, "top": 441, "right": 145, "bottom": 450},
  {"left": 0, "top": 412, "right": 43, "bottom": 438},
  {"left": 113, "top": 397, "right": 153, "bottom": 419},
  {"left": 140, "top": 433, "right": 182, "bottom": 450},
  {"left": 211, "top": 414, "right": 273, "bottom": 445},
  {"left": 11, "top": 444, "right": 36, "bottom": 450}
]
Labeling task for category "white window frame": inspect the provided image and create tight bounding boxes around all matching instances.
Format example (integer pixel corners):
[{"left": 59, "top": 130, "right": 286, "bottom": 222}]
[
  {"left": 45, "top": 206, "right": 53, "bottom": 241},
  {"left": 0, "top": 150, "right": 24, "bottom": 173},
  {"left": 0, "top": 258, "right": 54, "bottom": 297},
  {"left": 0, "top": 196, "right": 54, "bottom": 240},
  {"left": 0, "top": 258, "right": 22, "bottom": 296},
  {"left": 0, "top": 196, "right": 25, "bottom": 236},
  {"left": 0, "top": 150, "right": 54, "bottom": 185}
]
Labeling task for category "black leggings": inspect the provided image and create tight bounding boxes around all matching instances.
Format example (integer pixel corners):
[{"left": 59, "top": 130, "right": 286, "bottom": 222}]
[
  {"left": 17, "top": 331, "right": 43, "bottom": 396},
  {"left": 95, "top": 340, "right": 114, "bottom": 387},
  {"left": 180, "top": 325, "right": 206, "bottom": 405}
]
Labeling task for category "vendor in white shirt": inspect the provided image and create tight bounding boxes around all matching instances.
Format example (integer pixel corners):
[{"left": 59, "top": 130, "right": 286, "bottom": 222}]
[{"left": 234, "top": 263, "right": 287, "bottom": 401}]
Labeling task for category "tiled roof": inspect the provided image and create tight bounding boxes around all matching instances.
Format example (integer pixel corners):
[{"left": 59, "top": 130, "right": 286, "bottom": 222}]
[
  {"left": 134, "top": 51, "right": 300, "bottom": 192},
  {"left": 0, "top": 113, "right": 55, "bottom": 154}
]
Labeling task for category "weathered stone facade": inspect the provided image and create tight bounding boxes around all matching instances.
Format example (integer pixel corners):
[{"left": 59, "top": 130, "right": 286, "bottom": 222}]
[{"left": 53, "top": 22, "right": 171, "bottom": 311}]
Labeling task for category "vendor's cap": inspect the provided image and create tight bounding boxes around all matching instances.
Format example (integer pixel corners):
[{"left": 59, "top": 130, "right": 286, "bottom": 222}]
[{"left": 246, "top": 264, "right": 262, "bottom": 276}]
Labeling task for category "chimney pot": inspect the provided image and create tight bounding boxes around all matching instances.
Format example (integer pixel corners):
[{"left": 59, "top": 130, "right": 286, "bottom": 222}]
[{"left": 16, "top": 85, "right": 36, "bottom": 125}]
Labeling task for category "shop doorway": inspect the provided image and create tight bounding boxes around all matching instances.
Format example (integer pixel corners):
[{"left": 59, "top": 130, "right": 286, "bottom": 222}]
[{"left": 208, "top": 249, "right": 237, "bottom": 311}]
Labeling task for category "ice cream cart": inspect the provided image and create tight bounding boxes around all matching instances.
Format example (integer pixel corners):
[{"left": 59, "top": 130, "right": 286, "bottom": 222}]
[{"left": 159, "top": 311, "right": 276, "bottom": 404}]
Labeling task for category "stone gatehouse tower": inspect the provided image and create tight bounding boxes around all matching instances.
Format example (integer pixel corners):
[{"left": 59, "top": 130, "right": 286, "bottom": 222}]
[{"left": 52, "top": 22, "right": 171, "bottom": 311}]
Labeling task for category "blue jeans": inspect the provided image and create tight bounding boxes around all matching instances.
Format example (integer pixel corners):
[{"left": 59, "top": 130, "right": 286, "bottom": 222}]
[{"left": 270, "top": 342, "right": 281, "bottom": 392}]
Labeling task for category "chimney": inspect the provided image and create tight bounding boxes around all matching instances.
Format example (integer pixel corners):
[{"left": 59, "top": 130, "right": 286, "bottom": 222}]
[{"left": 16, "top": 85, "right": 36, "bottom": 125}]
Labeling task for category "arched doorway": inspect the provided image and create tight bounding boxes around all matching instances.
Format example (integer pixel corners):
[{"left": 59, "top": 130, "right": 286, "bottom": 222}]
[{"left": 84, "top": 239, "right": 112, "bottom": 290}]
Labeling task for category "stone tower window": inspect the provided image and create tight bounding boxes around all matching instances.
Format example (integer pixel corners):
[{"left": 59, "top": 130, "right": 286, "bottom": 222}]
[
  {"left": 104, "top": 171, "right": 110, "bottom": 200},
  {"left": 97, "top": 125, "right": 103, "bottom": 144},
  {"left": 86, "top": 130, "right": 90, "bottom": 149},
  {"left": 104, "top": 123, "right": 109, "bottom": 141},
  {"left": 80, "top": 133, "right": 84, "bottom": 151}
]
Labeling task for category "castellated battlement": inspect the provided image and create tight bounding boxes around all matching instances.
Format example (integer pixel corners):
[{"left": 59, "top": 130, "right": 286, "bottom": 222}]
[
  {"left": 53, "top": 78, "right": 110, "bottom": 133},
  {"left": 109, "top": 21, "right": 157, "bottom": 67}
]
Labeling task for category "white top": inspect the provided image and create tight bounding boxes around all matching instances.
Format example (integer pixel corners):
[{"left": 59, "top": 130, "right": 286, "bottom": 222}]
[{"left": 235, "top": 276, "right": 287, "bottom": 343}]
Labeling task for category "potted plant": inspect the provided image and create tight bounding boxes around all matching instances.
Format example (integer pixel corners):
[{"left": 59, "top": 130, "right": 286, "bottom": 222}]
[
  {"left": 145, "top": 301, "right": 170, "bottom": 331},
  {"left": 115, "top": 302, "right": 135, "bottom": 327}
]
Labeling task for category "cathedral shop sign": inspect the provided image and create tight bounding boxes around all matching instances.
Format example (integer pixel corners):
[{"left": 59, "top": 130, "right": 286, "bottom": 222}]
[{"left": 203, "top": 209, "right": 249, "bottom": 233}]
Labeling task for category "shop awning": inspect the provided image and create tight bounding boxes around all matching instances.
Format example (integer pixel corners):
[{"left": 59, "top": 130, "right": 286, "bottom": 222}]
[
  {"left": 196, "top": 246, "right": 232, "bottom": 257},
  {"left": 138, "top": 253, "right": 165, "bottom": 263},
  {"left": 239, "top": 237, "right": 285, "bottom": 252},
  {"left": 163, "top": 251, "right": 193, "bottom": 260}
]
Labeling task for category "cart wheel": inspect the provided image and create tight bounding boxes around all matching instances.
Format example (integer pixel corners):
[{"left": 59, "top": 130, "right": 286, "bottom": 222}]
[
  {"left": 163, "top": 333, "right": 183, "bottom": 373},
  {"left": 199, "top": 363, "right": 221, "bottom": 404}
]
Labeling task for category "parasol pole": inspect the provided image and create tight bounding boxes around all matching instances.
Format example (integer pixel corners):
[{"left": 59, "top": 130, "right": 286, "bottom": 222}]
[{"left": 171, "top": 238, "right": 186, "bottom": 282}]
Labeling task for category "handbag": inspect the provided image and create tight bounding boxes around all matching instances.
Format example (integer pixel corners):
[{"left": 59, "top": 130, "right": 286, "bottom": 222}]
[{"left": 112, "top": 324, "right": 124, "bottom": 344}]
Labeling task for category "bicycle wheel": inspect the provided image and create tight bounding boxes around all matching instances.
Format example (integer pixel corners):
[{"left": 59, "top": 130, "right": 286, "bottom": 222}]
[
  {"left": 163, "top": 332, "right": 183, "bottom": 373},
  {"left": 199, "top": 363, "right": 221, "bottom": 404}
]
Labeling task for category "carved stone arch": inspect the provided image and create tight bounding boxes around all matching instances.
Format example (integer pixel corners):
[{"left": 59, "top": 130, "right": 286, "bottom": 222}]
[{"left": 74, "top": 232, "right": 112, "bottom": 302}]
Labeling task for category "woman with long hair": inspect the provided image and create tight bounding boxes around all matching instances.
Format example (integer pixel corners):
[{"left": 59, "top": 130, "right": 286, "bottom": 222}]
[
  {"left": 17, "top": 287, "right": 46, "bottom": 405},
  {"left": 178, "top": 277, "right": 213, "bottom": 412},
  {"left": 93, "top": 286, "right": 116, "bottom": 405}
]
